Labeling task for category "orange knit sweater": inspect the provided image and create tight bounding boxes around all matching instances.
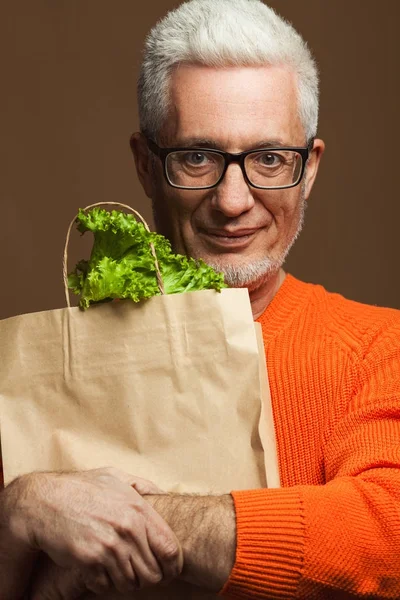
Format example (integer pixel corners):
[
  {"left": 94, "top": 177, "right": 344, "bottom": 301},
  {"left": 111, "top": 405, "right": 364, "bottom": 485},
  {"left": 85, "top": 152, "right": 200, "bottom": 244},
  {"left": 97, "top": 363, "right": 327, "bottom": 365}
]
[{"left": 221, "top": 274, "right": 400, "bottom": 599}]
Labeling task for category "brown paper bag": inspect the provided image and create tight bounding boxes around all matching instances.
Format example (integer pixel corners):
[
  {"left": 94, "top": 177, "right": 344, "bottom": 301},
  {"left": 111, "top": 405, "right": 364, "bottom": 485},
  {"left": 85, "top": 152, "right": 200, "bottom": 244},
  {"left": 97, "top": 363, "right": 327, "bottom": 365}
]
[
  {"left": 0, "top": 288, "right": 277, "bottom": 489},
  {"left": 0, "top": 203, "right": 279, "bottom": 598}
]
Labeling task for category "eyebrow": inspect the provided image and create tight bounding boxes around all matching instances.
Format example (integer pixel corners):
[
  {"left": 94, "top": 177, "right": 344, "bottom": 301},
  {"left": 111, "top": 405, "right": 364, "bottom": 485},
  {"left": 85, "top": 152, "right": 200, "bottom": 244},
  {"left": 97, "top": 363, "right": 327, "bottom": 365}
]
[{"left": 173, "top": 138, "right": 290, "bottom": 150}]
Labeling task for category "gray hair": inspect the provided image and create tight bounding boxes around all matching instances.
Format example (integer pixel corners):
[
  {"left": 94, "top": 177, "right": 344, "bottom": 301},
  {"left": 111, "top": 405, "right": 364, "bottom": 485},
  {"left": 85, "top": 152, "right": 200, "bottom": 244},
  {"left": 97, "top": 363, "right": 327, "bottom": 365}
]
[{"left": 138, "top": 0, "right": 319, "bottom": 142}]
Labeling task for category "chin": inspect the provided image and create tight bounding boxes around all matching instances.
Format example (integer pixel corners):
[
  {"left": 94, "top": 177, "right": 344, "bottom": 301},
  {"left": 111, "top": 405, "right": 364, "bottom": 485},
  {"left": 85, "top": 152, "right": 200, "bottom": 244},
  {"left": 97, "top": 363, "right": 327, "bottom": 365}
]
[{"left": 203, "top": 255, "right": 283, "bottom": 290}]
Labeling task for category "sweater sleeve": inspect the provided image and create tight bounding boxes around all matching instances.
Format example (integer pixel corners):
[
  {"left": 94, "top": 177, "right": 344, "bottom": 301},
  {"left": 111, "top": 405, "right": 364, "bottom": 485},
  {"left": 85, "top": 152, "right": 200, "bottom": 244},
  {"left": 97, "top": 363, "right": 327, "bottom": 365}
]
[{"left": 220, "top": 316, "right": 400, "bottom": 599}]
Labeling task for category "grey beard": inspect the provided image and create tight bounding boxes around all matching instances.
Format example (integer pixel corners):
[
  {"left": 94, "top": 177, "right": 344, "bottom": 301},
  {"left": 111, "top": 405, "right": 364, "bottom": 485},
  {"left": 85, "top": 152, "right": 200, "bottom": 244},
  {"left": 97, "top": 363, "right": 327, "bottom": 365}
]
[
  {"left": 207, "top": 195, "right": 307, "bottom": 290},
  {"left": 206, "top": 255, "right": 282, "bottom": 290}
]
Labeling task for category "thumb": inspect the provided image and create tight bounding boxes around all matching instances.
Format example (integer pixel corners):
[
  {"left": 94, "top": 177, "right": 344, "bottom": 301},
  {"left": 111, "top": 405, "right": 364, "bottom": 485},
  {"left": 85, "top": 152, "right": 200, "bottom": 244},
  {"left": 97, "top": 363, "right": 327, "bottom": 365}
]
[
  {"left": 102, "top": 467, "right": 164, "bottom": 494},
  {"left": 131, "top": 476, "right": 165, "bottom": 495}
]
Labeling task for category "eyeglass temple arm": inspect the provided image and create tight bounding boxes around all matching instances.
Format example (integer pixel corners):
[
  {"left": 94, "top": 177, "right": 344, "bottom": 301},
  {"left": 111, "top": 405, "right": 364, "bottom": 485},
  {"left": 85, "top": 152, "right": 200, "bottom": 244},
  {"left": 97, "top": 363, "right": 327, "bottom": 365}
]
[{"left": 145, "top": 138, "right": 163, "bottom": 157}]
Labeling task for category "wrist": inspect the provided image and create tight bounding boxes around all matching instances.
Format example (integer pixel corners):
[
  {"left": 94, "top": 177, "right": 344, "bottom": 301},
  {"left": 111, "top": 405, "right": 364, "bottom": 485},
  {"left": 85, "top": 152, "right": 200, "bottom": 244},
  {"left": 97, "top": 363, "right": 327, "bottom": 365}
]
[{"left": 145, "top": 493, "right": 236, "bottom": 592}]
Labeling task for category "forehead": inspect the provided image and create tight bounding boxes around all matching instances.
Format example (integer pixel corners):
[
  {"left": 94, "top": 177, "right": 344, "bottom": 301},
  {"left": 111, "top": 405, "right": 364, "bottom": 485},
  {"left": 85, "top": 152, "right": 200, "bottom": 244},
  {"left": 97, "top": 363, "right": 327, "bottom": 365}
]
[{"left": 163, "top": 64, "right": 304, "bottom": 149}]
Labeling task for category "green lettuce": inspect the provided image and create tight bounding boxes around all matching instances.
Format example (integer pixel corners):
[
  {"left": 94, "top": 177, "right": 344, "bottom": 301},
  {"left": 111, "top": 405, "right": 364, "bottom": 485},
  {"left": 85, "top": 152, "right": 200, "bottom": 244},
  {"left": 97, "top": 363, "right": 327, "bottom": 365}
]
[{"left": 68, "top": 208, "right": 227, "bottom": 309}]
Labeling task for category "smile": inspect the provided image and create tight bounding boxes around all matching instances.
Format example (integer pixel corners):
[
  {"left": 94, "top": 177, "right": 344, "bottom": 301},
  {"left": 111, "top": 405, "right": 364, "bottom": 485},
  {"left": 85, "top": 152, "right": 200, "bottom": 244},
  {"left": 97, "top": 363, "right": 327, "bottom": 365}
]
[{"left": 199, "top": 228, "right": 260, "bottom": 249}]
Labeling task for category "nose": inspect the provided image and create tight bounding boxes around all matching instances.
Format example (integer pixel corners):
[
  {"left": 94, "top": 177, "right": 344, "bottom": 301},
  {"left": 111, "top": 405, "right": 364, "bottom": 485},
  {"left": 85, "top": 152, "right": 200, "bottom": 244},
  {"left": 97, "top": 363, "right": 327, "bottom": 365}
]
[{"left": 210, "top": 163, "right": 255, "bottom": 218}]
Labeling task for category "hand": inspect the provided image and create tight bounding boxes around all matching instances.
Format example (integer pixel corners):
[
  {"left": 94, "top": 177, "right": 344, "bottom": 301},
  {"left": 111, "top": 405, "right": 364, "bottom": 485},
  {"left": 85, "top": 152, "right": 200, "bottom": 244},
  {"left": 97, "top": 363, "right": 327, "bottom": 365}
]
[{"left": 9, "top": 467, "right": 183, "bottom": 595}]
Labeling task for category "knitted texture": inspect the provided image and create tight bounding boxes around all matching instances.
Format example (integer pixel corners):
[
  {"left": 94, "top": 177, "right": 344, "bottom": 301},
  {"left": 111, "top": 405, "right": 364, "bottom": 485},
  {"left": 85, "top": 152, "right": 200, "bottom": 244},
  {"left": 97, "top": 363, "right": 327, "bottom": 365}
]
[{"left": 221, "top": 274, "right": 400, "bottom": 599}]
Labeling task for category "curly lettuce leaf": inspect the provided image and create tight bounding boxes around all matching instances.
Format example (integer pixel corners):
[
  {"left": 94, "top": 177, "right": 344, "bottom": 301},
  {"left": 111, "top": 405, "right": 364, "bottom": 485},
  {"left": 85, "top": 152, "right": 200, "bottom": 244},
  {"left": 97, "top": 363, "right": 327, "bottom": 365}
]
[{"left": 68, "top": 208, "right": 227, "bottom": 309}]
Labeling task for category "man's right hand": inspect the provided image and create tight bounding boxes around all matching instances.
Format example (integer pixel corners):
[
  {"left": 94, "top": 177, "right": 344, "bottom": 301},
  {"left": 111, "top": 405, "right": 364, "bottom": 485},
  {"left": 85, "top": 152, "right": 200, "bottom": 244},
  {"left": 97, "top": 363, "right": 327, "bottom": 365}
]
[{"left": 4, "top": 467, "right": 183, "bottom": 595}]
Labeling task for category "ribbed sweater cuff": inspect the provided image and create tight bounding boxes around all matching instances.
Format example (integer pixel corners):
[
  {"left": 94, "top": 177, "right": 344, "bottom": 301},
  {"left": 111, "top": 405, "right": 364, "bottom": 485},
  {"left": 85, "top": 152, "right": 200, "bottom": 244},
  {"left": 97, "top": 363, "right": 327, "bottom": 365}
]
[{"left": 219, "top": 488, "right": 305, "bottom": 599}]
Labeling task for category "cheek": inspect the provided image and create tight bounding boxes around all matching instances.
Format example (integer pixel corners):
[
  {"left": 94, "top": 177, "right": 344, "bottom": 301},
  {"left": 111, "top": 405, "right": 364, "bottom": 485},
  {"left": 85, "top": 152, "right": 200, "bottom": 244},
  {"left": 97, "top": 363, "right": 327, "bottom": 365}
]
[
  {"left": 262, "top": 189, "right": 302, "bottom": 222},
  {"left": 164, "top": 194, "right": 199, "bottom": 229},
  {"left": 152, "top": 185, "right": 204, "bottom": 247},
  {"left": 167, "top": 187, "right": 207, "bottom": 222}
]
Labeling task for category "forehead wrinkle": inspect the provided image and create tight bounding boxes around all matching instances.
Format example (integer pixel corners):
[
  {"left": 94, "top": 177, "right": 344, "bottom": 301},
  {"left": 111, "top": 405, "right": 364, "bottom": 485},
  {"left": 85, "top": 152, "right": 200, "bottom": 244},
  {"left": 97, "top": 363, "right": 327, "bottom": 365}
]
[
  {"left": 181, "top": 97, "right": 284, "bottom": 116},
  {"left": 163, "top": 65, "right": 304, "bottom": 146}
]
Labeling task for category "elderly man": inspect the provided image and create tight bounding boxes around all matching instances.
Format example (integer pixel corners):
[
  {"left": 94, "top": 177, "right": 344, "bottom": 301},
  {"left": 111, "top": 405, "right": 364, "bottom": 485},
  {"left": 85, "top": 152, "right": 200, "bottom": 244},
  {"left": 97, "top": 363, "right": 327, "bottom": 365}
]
[{"left": 2, "top": 0, "right": 400, "bottom": 598}]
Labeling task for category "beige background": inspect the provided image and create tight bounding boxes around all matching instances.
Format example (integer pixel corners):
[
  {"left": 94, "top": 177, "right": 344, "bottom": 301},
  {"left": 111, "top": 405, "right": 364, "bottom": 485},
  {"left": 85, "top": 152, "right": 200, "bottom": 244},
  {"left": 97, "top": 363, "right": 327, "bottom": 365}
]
[{"left": 1, "top": 1, "right": 399, "bottom": 320}]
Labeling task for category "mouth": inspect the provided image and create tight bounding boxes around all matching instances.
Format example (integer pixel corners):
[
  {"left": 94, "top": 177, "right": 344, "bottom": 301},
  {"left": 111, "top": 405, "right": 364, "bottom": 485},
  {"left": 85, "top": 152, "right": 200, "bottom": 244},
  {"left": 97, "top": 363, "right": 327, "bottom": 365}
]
[{"left": 198, "top": 227, "right": 260, "bottom": 249}]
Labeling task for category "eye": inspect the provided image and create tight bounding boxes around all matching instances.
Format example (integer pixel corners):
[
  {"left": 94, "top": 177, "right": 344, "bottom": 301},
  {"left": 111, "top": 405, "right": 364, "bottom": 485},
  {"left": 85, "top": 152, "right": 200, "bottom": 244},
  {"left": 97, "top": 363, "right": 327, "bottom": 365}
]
[
  {"left": 258, "top": 152, "right": 283, "bottom": 167},
  {"left": 183, "top": 152, "right": 209, "bottom": 166}
]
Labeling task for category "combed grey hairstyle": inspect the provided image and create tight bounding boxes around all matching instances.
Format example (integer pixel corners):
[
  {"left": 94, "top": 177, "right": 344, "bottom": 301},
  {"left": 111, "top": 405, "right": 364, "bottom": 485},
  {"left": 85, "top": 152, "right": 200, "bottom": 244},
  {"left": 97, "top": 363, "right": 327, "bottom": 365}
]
[{"left": 138, "top": 0, "right": 319, "bottom": 142}]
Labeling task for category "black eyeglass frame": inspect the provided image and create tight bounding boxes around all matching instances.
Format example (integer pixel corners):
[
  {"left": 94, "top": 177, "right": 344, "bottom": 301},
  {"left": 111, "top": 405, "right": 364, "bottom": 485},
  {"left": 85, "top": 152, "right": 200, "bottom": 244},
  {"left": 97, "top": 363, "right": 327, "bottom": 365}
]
[{"left": 146, "top": 137, "right": 314, "bottom": 190}]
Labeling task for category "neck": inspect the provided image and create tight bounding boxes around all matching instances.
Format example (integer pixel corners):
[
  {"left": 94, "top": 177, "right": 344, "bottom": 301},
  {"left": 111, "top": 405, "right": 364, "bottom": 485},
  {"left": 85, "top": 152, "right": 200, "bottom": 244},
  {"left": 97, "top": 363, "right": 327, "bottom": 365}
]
[{"left": 249, "top": 268, "right": 286, "bottom": 320}]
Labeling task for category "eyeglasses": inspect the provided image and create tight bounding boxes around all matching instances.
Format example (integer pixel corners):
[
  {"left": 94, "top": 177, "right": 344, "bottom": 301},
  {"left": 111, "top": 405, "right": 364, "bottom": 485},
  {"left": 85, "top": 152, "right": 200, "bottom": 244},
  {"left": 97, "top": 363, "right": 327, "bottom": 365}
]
[{"left": 146, "top": 137, "right": 313, "bottom": 190}]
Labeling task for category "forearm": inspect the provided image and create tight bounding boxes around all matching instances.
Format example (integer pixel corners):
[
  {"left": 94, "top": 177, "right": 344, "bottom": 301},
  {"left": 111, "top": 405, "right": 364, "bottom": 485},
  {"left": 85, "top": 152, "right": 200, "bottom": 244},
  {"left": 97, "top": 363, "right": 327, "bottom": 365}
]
[{"left": 145, "top": 493, "right": 236, "bottom": 592}]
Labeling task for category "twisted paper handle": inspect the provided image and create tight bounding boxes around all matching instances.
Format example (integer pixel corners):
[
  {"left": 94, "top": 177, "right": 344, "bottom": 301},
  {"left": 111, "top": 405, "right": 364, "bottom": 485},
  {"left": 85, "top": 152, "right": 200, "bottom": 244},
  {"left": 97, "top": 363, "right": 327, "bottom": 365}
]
[{"left": 63, "top": 201, "right": 165, "bottom": 308}]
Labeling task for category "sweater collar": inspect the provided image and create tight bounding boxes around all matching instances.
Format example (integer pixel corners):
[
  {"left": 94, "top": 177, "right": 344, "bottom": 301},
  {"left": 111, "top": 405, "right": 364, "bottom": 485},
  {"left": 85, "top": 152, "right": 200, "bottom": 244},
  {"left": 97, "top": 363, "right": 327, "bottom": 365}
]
[{"left": 256, "top": 274, "right": 313, "bottom": 343}]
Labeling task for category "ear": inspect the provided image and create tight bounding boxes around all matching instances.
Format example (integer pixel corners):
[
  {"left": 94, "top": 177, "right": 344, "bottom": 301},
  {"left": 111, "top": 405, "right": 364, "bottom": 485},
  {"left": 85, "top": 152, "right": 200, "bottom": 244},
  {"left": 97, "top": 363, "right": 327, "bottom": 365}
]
[
  {"left": 130, "top": 132, "right": 154, "bottom": 199},
  {"left": 303, "top": 138, "right": 325, "bottom": 200}
]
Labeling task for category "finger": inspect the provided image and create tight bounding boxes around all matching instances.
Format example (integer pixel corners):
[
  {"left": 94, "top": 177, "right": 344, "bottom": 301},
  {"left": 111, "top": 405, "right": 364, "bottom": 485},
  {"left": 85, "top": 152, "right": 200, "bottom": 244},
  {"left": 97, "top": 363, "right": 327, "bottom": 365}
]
[
  {"left": 124, "top": 501, "right": 183, "bottom": 585},
  {"left": 102, "top": 467, "right": 163, "bottom": 494},
  {"left": 123, "top": 530, "right": 164, "bottom": 588},
  {"left": 55, "top": 566, "right": 86, "bottom": 597},
  {"left": 146, "top": 519, "right": 183, "bottom": 584},
  {"left": 104, "top": 555, "right": 139, "bottom": 593},
  {"left": 102, "top": 518, "right": 163, "bottom": 590},
  {"left": 101, "top": 466, "right": 141, "bottom": 486},
  {"left": 84, "top": 566, "right": 113, "bottom": 595},
  {"left": 131, "top": 476, "right": 164, "bottom": 495},
  {"left": 101, "top": 528, "right": 161, "bottom": 592}
]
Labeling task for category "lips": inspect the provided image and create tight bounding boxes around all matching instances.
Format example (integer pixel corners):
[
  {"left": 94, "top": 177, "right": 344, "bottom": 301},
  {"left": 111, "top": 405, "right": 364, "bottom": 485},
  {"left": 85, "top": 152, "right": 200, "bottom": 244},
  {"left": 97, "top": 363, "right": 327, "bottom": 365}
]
[
  {"left": 201, "top": 228, "right": 259, "bottom": 238},
  {"left": 198, "top": 227, "right": 260, "bottom": 249}
]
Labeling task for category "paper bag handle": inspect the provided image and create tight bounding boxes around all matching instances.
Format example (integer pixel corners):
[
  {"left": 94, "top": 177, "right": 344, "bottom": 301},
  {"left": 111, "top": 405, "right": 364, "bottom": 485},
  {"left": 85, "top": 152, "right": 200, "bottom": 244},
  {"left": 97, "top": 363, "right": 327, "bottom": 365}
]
[{"left": 63, "top": 201, "right": 165, "bottom": 308}]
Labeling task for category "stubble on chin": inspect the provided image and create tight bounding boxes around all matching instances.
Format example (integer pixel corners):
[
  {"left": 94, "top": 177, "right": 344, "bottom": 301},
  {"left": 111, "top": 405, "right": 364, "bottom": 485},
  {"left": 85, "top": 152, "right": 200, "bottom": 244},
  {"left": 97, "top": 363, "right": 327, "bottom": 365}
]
[{"left": 204, "top": 255, "right": 279, "bottom": 290}]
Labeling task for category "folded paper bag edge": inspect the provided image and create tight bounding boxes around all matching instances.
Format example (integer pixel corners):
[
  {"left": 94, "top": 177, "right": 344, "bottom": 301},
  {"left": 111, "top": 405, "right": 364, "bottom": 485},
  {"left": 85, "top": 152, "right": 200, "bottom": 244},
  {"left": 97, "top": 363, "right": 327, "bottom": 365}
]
[{"left": 254, "top": 322, "right": 280, "bottom": 489}]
